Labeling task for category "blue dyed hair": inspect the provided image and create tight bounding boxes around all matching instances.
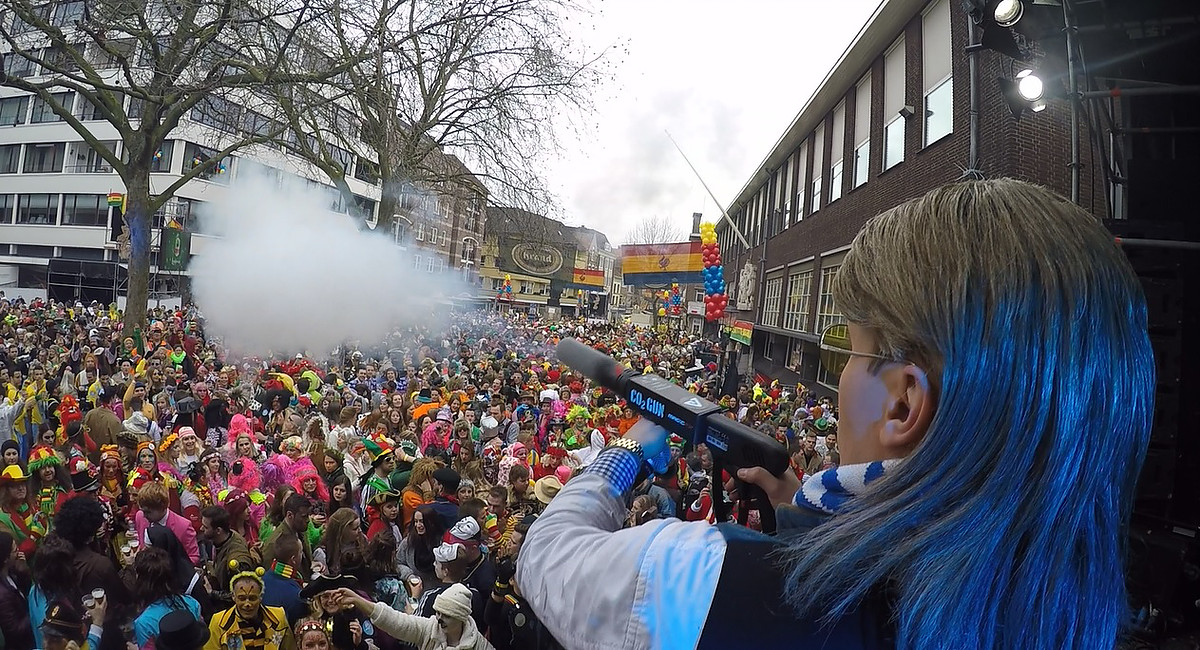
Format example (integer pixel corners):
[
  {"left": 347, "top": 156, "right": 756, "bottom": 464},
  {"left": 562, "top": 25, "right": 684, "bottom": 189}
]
[{"left": 781, "top": 179, "right": 1154, "bottom": 649}]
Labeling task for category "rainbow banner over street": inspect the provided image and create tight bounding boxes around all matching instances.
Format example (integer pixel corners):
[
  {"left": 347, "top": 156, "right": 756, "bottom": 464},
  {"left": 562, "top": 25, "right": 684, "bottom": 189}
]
[{"left": 620, "top": 241, "right": 704, "bottom": 286}]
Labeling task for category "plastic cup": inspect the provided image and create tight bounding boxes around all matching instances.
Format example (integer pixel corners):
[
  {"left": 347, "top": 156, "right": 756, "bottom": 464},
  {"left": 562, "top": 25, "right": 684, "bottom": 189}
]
[
  {"left": 129, "top": 539, "right": 140, "bottom": 552},
  {"left": 92, "top": 588, "right": 105, "bottom": 600},
  {"left": 120, "top": 543, "right": 131, "bottom": 556},
  {"left": 83, "top": 596, "right": 95, "bottom": 609}
]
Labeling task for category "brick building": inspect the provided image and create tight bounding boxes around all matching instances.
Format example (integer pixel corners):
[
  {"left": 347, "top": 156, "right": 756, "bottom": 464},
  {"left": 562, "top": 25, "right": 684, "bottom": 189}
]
[{"left": 716, "top": 0, "right": 1104, "bottom": 395}]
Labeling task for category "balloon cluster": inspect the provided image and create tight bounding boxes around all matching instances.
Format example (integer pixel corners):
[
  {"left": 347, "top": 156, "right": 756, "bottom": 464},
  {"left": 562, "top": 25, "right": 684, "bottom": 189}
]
[
  {"left": 657, "top": 283, "right": 681, "bottom": 316},
  {"left": 498, "top": 274, "right": 513, "bottom": 300},
  {"left": 699, "top": 222, "right": 727, "bottom": 322}
]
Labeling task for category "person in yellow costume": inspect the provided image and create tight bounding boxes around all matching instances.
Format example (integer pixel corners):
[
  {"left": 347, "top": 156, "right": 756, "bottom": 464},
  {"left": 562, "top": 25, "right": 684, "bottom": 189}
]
[{"left": 206, "top": 568, "right": 295, "bottom": 650}]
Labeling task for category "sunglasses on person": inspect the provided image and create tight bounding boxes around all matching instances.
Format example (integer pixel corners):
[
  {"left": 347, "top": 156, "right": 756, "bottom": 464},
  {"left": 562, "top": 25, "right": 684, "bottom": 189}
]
[{"left": 817, "top": 323, "right": 896, "bottom": 375}]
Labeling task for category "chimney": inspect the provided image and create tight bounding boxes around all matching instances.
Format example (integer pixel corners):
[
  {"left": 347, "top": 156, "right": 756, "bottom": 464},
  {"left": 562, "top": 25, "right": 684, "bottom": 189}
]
[{"left": 690, "top": 212, "right": 702, "bottom": 240}]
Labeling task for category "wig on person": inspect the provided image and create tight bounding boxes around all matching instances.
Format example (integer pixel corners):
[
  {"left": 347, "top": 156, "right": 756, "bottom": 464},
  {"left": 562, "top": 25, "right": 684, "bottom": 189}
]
[
  {"left": 291, "top": 458, "right": 330, "bottom": 504},
  {"left": 52, "top": 495, "right": 106, "bottom": 548},
  {"left": 778, "top": 179, "right": 1154, "bottom": 649}
]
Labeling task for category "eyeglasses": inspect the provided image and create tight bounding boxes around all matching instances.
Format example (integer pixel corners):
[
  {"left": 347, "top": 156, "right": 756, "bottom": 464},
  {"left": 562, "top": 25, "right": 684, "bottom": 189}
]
[{"left": 817, "top": 323, "right": 897, "bottom": 375}]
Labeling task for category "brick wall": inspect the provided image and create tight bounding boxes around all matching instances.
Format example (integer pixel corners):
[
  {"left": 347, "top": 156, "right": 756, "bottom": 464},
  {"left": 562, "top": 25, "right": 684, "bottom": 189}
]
[{"left": 723, "top": 0, "right": 1106, "bottom": 330}]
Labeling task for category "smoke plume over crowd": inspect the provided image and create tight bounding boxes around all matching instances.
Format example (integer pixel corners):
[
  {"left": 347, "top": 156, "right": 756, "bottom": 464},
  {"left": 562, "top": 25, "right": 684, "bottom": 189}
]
[{"left": 190, "top": 174, "right": 471, "bottom": 357}]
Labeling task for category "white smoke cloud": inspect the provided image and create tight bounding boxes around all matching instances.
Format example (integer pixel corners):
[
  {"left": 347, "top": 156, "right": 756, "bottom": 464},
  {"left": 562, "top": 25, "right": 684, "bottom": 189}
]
[{"left": 190, "top": 174, "right": 471, "bottom": 357}]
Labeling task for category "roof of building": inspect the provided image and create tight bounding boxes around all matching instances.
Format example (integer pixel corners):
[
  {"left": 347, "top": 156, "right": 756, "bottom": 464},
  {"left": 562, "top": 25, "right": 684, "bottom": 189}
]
[{"left": 724, "top": 0, "right": 926, "bottom": 217}]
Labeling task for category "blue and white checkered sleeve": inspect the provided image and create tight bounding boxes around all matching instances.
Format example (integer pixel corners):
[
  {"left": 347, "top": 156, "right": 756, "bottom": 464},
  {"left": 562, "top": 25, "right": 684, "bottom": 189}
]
[{"left": 584, "top": 447, "right": 642, "bottom": 498}]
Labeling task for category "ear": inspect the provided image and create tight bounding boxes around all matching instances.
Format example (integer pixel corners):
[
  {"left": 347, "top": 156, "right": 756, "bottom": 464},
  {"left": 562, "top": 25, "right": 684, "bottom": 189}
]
[{"left": 879, "top": 363, "right": 936, "bottom": 456}]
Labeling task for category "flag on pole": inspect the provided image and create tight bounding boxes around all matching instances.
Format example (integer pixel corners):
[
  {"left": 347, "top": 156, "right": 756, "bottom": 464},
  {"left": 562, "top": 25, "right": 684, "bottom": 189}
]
[
  {"left": 620, "top": 241, "right": 704, "bottom": 286},
  {"left": 570, "top": 268, "right": 605, "bottom": 288},
  {"left": 107, "top": 192, "right": 125, "bottom": 213}
]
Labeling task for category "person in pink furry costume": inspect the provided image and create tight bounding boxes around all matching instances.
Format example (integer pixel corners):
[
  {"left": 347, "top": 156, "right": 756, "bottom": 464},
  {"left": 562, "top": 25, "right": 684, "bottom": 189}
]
[
  {"left": 225, "top": 413, "right": 262, "bottom": 463},
  {"left": 222, "top": 456, "right": 267, "bottom": 545},
  {"left": 261, "top": 453, "right": 295, "bottom": 495},
  {"left": 291, "top": 457, "right": 330, "bottom": 522}
]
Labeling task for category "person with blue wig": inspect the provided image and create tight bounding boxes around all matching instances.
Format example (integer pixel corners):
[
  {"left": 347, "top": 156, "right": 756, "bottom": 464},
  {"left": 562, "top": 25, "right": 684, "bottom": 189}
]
[{"left": 517, "top": 178, "right": 1154, "bottom": 650}]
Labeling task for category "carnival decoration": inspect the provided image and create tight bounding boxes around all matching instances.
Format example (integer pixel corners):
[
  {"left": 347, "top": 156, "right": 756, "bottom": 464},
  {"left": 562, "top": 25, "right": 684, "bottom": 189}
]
[
  {"left": 497, "top": 274, "right": 514, "bottom": 301},
  {"left": 699, "top": 222, "right": 728, "bottom": 322}
]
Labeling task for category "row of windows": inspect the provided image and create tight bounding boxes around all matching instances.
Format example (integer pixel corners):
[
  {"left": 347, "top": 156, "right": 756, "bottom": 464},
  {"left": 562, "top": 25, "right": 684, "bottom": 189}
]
[
  {"left": 0, "top": 193, "right": 114, "bottom": 227},
  {"left": 0, "top": 89, "right": 380, "bottom": 187},
  {"left": 728, "top": 0, "right": 955, "bottom": 247},
  {"left": 759, "top": 265, "right": 843, "bottom": 335}
]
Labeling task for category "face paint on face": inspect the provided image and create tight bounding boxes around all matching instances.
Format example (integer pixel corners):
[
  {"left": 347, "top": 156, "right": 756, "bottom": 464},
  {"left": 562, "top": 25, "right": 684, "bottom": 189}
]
[
  {"left": 233, "top": 578, "right": 262, "bottom": 620},
  {"left": 139, "top": 449, "right": 156, "bottom": 471},
  {"left": 39, "top": 466, "right": 55, "bottom": 482},
  {"left": 302, "top": 478, "right": 317, "bottom": 493}
]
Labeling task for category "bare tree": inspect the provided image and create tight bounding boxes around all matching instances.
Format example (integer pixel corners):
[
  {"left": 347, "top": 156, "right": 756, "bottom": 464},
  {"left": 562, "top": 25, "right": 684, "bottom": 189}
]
[
  {"left": 281, "top": 0, "right": 605, "bottom": 234},
  {"left": 625, "top": 215, "right": 687, "bottom": 244},
  {"left": 0, "top": 0, "right": 391, "bottom": 327}
]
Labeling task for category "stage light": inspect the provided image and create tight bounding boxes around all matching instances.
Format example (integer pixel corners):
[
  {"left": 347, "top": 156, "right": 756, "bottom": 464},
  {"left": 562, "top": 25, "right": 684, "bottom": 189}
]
[
  {"left": 1016, "top": 69, "right": 1044, "bottom": 101},
  {"left": 994, "top": 0, "right": 1024, "bottom": 27}
]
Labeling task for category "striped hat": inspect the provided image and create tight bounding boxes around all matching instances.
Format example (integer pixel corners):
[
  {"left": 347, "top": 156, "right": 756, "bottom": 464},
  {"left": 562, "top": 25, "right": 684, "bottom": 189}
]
[{"left": 27, "top": 445, "right": 60, "bottom": 472}]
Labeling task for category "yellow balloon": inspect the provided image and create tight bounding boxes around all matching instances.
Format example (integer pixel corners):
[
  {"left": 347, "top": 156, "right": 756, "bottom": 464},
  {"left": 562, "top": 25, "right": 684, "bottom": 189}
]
[
  {"left": 657, "top": 308, "right": 667, "bottom": 316},
  {"left": 701, "top": 234, "right": 716, "bottom": 245}
]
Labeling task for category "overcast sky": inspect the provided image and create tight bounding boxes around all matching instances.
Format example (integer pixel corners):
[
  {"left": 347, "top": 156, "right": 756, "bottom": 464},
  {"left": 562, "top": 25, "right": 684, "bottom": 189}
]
[{"left": 545, "top": 0, "right": 883, "bottom": 244}]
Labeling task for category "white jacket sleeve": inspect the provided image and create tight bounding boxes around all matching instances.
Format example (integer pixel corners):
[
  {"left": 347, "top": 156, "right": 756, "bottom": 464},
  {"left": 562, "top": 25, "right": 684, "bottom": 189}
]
[
  {"left": 368, "top": 601, "right": 437, "bottom": 645},
  {"left": 516, "top": 472, "right": 728, "bottom": 650}
]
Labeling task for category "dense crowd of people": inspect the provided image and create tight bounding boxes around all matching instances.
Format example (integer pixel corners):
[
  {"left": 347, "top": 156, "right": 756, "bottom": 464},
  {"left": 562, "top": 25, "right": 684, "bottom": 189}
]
[{"left": 0, "top": 297, "right": 838, "bottom": 650}]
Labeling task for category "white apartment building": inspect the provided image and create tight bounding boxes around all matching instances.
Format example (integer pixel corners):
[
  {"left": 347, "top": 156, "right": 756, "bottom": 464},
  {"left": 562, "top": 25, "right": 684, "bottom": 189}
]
[{"left": 0, "top": 38, "right": 383, "bottom": 303}]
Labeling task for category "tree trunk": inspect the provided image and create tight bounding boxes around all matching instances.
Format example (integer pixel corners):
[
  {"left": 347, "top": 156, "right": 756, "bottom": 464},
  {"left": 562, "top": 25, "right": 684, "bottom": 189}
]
[
  {"left": 122, "top": 172, "right": 153, "bottom": 330},
  {"left": 377, "top": 185, "right": 400, "bottom": 241}
]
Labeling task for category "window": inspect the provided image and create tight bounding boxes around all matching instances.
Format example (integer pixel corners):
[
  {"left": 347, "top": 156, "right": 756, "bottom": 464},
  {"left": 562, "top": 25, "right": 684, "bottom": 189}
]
[
  {"left": 241, "top": 109, "right": 275, "bottom": 138},
  {"left": 190, "top": 95, "right": 241, "bottom": 133},
  {"left": 0, "top": 53, "right": 37, "bottom": 77},
  {"left": 52, "top": 1, "right": 86, "bottom": 26},
  {"left": 427, "top": 257, "right": 436, "bottom": 273},
  {"left": 16, "top": 194, "right": 59, "bottom": 225},
  {"left": 415, "top": 223, "right": 424, "bottom": 241},
  {"left": 829, "top": 102, "right": 845, "bottom": 203},
  {"left": 694, "top": 288, "right": 704, "bottom": 303},
  {"left": 925, "top": 79, "right": 953, "bottom": 146},
  {"left": 413, "top": 254, "right": 422, "bottom": 270},
  {"left": 784, "top": 270, "right": 813, "bottom": 331},
  {"left": 0, "top": 145, "right": 20, "bottom": 174},
  {"left": 61, "top": 194, "right": 109, "bottom": 226},
  {"left": 429, "top": 227, "right": 438, "bottom": 246},
  {"left": 351, "top": 195, "right": 375, "bottom": 222},
  {"left": 815, "top": 266, "right": 845, "bottom": 334},
  {"left": 762, "top": 276, "right": 783, "bottom": 328},
  {"left": 883, "top": 37, "right": 906, "bottom": 170},
  {"left": 854, "top": 73, "right": 871, "bottom": 187},
  {"left": 788, "top": 339, "right": 805, "bottom": 370},
  {"left": 0, "top": 194, "right": 14, "bottom": 223},
  {"left": 763, "top": 334, "right": 775, "bottom": 361},
  {"left": 923, "top": 0, "right": 953, "bottom": 146},
  {"left": 811, "top": 123, "right": 824, "bottom": 214},
  {"left": 66, "top": 141, "right": 117, "bottom": 173},
  {"left": 58, "top": 247, "right": 105, "bottom": 260},
  {"left": 76, "top": 91, "right": 123, "bottom": 121},
  {"left": 354, "top": 157, "right": 379, "bottom": 184},
  {"left": 440, "top": 230, "right": 449, "bottom": 247},
  {"left": 30, "top": 92, "right": 73, "bottom": 123},
  {"left": 23, "top": 143, "right": 65, "bottom": 173},
  {"left": 183, "top": 142, "right": 231, "bottom": 182},
  {"left": 0, "top": 96, "right": 29, "bottom": 126},
  {"left": 151, "top": 141, "right": 175, "bottom": 173},
  {"left": 89, "top": 38, "right": 135, "bottom": 69}
]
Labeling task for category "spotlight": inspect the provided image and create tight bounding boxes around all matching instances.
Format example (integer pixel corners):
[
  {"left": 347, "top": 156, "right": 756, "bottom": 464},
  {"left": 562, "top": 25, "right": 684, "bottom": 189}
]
[
  {"left": 1016, "top": 69, "right": 1044, "bottom": 101},
  {"left": 999, "top": 69, "right": 1048, "bottom": 118},
  {"left": 993, "top": 0, "right": 1024, "bottom": 27}
]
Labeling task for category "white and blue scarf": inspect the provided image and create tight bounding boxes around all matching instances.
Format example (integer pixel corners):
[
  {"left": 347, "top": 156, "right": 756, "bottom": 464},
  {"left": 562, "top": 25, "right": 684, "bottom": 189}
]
[{"left": 793, "top": 459, "right": 901, "bottom": 515}]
